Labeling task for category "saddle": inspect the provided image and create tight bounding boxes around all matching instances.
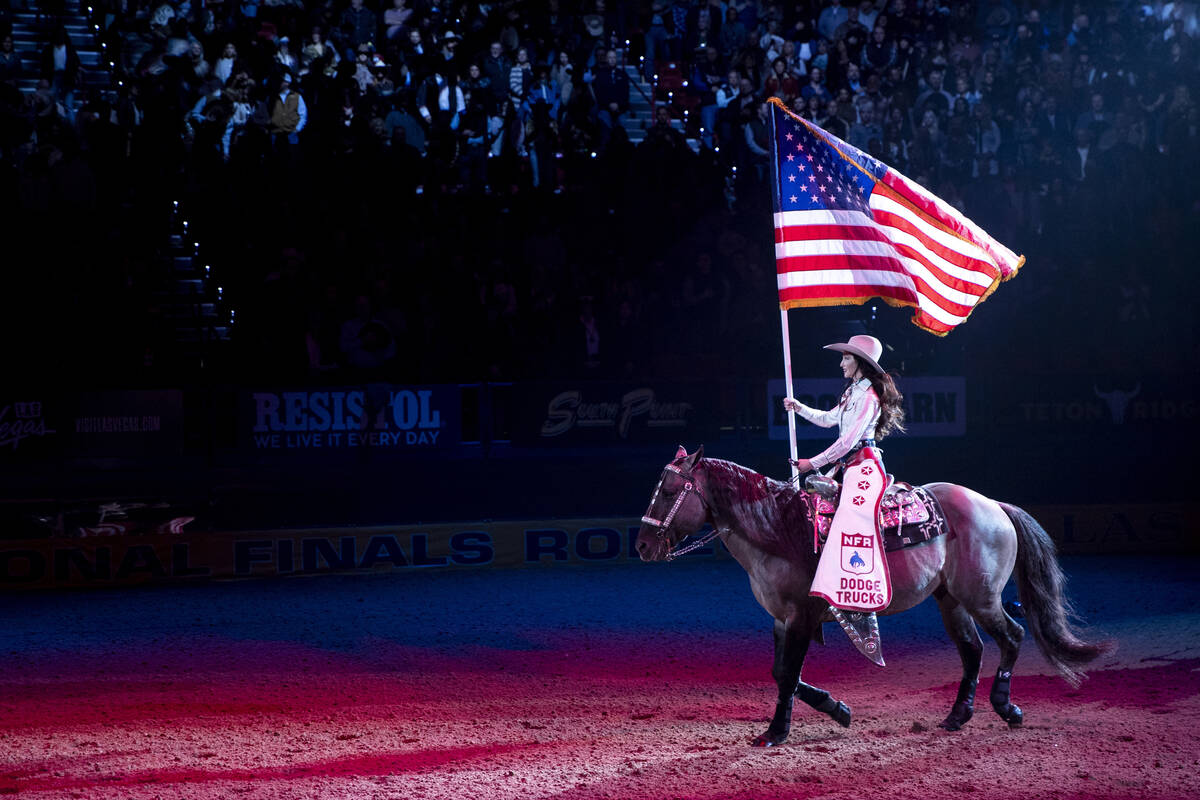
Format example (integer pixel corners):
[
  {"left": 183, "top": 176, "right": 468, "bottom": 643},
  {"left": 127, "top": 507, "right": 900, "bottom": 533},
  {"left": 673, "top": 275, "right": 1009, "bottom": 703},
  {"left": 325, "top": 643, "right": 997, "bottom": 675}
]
[{"left": 803, "top": 475, "right": 950, "bottom": 553}]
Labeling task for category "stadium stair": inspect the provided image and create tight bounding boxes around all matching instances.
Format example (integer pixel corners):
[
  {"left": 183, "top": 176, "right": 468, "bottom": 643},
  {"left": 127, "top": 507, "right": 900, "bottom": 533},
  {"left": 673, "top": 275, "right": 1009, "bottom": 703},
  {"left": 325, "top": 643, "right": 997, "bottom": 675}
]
[
  {"left": 12, "top": 0, "right": 112, "bottom": 102},
  {"left": 615, "top": 53, "right": 700, "bottom": 153},
  {"left": 151, "top": 206, "right": 233, "bottom": 364}
]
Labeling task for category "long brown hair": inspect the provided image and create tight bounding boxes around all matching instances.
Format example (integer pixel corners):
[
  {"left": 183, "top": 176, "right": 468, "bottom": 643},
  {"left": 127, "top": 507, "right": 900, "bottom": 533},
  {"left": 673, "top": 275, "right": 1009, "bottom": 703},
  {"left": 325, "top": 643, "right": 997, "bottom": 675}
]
[{"left": 855, "top": 357, "right": 905, "bottom": 439}]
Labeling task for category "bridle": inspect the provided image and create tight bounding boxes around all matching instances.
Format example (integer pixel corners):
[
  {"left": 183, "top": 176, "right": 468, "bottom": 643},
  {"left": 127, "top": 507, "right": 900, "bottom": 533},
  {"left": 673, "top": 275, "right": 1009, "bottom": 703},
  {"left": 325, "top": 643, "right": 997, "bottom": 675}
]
[{"left": 640, "top": 462, "right": 727, "bottom": 561}]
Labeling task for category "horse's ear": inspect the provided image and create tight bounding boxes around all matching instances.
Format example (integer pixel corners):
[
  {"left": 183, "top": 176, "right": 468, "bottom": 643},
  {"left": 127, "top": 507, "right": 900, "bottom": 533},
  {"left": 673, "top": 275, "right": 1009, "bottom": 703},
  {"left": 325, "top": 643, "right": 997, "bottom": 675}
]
[
  {"left": 674, "top": 445, "right": 688, "bottom": 461},
  {"left": 683, "top": 444, "right": 704, "bottom": 469}
]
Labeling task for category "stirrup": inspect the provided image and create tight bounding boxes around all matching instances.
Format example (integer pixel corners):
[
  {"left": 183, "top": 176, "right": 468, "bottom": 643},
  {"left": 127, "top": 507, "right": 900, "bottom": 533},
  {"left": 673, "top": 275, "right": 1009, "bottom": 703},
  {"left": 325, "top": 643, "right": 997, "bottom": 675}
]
[{"left": 830, "top": 607, "right": 885, "bottom": 667}]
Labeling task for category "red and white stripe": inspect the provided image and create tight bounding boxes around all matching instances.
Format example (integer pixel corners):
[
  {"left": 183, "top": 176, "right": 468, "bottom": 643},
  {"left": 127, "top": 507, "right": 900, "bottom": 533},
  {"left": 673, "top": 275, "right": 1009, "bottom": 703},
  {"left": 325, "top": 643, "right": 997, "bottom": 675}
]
[{"left": 775, "top": 172, "right": 1023, "bottom": 335}]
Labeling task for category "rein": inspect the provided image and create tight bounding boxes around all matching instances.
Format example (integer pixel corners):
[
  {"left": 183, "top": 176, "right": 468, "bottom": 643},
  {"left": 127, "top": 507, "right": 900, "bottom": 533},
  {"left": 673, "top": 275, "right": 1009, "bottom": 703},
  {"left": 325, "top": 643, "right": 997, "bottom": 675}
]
[
  {"left": 641, "top": 462, "right": 729, "bottom": 561},
  {"left": 664, "top": 526, "right": 728, "bottom": 561}
]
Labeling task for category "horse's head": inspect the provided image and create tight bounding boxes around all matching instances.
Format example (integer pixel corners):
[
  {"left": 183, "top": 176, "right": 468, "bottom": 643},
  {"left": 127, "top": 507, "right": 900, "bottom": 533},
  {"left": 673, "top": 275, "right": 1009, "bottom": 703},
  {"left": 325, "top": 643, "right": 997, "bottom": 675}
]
[{"left": 636, "top": 445, "right": 710, "bottom": 562}]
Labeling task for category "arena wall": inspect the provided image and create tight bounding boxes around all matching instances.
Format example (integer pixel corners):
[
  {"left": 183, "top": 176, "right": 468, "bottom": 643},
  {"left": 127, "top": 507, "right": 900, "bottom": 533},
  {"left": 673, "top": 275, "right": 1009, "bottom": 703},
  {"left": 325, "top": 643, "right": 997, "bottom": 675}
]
[{"left": 1, "top": 504, "right": 1194, "bottom": 590}]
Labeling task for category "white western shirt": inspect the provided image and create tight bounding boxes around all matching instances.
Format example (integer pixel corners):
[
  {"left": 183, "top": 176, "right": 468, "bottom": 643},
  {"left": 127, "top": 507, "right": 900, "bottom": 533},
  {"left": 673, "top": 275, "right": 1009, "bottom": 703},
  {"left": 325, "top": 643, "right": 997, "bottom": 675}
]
[{"left": 793, "top": 377, "right": 880, "bottom": 471}]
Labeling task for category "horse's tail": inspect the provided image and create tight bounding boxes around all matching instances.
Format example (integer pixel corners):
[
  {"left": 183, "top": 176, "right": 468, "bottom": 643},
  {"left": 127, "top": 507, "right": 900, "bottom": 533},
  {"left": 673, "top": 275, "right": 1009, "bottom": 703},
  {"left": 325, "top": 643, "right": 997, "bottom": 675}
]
[{"left": 1000, "top": 502, "right": 1116, "bottom": 688}]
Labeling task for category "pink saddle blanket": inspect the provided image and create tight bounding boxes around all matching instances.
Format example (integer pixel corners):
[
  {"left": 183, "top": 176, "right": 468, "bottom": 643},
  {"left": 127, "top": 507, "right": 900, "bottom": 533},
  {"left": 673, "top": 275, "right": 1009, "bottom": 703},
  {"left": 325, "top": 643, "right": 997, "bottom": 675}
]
[{"left": 809, "top": 483, "right": 949, "bottom": 552}]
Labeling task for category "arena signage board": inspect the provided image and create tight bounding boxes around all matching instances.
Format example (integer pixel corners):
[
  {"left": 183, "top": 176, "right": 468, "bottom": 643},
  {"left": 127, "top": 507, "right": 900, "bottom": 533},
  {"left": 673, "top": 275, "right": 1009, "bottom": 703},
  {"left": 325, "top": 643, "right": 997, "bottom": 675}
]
[
  {"left": 0, "top": 505, "right": 1192, "bottom": 590},
  {"left": 0, "top": 397, "right": 59, "bottom": 460},
  {"left": 988, "top": 375, "right": 1196, "bottom": 428},
  {"left": 511, "top": 382, "right": 719, "bottom": 445},
  {"left": 65, "top": 390, "right": 184, "bottom": 460},
  {"left": 0, "top": 518, "right": 731, "bottom": 589},
  {"left": 767, "top": 377, "right": 967, "bottom": 440},
  {"left": 239, "top": 385, "right": 460, "bottom": 453}
]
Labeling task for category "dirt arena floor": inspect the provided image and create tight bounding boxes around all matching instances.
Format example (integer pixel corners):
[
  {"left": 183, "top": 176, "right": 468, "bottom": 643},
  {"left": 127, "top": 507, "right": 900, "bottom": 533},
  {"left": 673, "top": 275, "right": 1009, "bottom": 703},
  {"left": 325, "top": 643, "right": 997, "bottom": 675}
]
[{"left": 1, "top": 553, "right": 1197, "bottom": 800}]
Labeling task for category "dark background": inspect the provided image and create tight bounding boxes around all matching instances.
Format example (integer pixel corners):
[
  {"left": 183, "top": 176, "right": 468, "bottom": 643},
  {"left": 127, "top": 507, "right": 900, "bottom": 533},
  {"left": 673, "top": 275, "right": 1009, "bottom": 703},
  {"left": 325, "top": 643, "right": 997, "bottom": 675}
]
[{"left": 1, "top": 0, "right": 1196, "bottom": 534}]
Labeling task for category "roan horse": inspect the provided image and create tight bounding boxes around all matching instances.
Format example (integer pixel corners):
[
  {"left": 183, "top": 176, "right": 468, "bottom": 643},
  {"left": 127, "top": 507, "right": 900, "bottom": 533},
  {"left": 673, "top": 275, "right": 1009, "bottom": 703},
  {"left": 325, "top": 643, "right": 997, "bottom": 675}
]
[{"left": 636, "top": 446, "right": 1114, "bottom": 747}]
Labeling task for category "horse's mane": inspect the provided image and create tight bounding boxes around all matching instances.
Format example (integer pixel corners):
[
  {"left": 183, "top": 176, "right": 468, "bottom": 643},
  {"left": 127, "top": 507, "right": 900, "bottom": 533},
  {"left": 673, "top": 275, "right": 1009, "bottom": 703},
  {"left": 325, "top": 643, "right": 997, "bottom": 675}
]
[{"left": 701, "top": 458, "right": 819, "bottom": 567}]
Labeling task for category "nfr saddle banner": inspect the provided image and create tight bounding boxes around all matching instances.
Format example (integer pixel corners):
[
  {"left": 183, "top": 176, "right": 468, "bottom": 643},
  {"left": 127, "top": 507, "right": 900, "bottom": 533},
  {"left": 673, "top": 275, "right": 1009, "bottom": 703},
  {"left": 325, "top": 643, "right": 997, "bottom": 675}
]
[{"left": 809, "top": 450, "right": 892, "bottom": 612}]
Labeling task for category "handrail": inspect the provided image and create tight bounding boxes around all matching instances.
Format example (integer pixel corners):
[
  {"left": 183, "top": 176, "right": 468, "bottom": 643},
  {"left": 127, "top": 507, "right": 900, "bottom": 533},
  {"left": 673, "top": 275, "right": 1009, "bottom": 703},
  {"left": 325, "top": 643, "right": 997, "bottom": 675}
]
[{"left": 620, "top": 44, "right": 656, "bottom": 125}]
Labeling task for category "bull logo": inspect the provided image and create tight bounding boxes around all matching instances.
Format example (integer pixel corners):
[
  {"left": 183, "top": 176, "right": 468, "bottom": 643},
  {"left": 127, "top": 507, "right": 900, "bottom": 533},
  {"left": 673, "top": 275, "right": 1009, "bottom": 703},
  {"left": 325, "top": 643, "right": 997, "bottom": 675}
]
[
  {"left": 1094, "top": 383, "right": 1140, "bottom": 424},
  {"left": 841, "top": 532, "right": 873, "bottom": 574}
]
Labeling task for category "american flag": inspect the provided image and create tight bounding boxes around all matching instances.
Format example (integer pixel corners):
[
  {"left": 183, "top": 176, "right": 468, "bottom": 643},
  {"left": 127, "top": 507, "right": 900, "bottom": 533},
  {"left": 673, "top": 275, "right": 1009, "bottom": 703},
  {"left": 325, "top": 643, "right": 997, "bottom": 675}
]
[{"left": 769, "top": 98, "right": 1023, "bottom": 336}]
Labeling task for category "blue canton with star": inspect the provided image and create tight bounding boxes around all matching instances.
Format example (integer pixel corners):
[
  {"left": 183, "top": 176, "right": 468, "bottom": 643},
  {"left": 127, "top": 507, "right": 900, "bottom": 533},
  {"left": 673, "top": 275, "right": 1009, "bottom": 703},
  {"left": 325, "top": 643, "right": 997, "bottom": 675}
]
[{"left": 771, "top": 103, "right": 888, "bottom": 214}]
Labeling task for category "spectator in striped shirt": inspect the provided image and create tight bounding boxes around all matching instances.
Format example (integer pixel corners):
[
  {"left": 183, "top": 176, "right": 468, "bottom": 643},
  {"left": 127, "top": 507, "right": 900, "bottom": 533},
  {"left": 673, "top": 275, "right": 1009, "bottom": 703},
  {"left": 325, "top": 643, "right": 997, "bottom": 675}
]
[{"left": 508, "top": 47, "right": 533, "bottom": 105}]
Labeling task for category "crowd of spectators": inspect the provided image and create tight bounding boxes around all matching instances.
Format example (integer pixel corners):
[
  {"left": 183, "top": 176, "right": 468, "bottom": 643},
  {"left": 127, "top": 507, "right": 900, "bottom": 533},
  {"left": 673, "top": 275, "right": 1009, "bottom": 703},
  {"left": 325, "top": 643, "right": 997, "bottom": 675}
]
[{"left": 1, "top": 0, "right": 1197, "bottom": 385}]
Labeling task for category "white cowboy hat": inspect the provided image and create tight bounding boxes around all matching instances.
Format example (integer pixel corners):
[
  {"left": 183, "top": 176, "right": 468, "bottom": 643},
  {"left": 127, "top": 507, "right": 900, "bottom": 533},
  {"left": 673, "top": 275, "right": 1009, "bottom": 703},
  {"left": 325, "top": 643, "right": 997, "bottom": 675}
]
[{"left": 823, "top": 334, "right": 884, "bottom": 374}]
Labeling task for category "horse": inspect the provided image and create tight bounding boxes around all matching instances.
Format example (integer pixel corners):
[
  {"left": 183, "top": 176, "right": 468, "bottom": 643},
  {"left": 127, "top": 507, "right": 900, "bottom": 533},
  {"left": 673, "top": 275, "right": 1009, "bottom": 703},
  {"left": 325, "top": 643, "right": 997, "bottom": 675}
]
[{"left": 635, "top": 446, "right": 1114, "bottom": 747}]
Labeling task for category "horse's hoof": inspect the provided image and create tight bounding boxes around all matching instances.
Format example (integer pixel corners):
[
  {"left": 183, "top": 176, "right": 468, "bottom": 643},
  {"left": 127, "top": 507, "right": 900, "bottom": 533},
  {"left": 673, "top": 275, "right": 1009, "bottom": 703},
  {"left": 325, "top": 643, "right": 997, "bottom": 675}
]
[
  {"left": 751, "top": 730, "right": 788, "bottom": 747},
  {"left": 828, "top": 701, "right": 851, "bottom": 728},
  {"left": 1005, "top": 705, "right": 1023, "bottom": 728},
  {"left": 938, "top": 704, "right": 974, "bottom": 731}
]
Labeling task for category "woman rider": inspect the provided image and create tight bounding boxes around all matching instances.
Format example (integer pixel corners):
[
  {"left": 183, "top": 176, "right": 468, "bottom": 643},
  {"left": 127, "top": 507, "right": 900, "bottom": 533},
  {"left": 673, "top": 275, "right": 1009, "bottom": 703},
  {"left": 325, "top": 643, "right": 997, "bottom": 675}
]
[{"left": 782, "top": 334, "right": 905, "bottom": 663}]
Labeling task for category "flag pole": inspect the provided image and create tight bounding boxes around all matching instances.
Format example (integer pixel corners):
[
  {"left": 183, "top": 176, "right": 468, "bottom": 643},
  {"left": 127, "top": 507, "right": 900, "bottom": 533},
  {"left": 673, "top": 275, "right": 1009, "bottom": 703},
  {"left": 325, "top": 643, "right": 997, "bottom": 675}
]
[
  {"left": 768, "top": 98, "right": 800, "bottom": 484},
  {"left": 780, "top": 307, "right": 800, "bottom": 482}
]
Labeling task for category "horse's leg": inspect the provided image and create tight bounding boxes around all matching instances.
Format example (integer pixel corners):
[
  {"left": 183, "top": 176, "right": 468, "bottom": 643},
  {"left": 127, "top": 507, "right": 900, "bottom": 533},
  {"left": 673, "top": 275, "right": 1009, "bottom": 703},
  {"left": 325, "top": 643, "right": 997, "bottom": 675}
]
[
  {"left": 795, "top": 679, "right": 851, "bottom": 728},
  {"left": 932, "top": 484, "right": 1027, "bottom": 728},
  {"left": 972, "top": 602, "right": 1026, "bottom": 728},
  {"left": 752, "top": 617, "right": 810, "bottom": 747},
  {"left": 935, "top": 589, "right": 983, "bottom": 731}
]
